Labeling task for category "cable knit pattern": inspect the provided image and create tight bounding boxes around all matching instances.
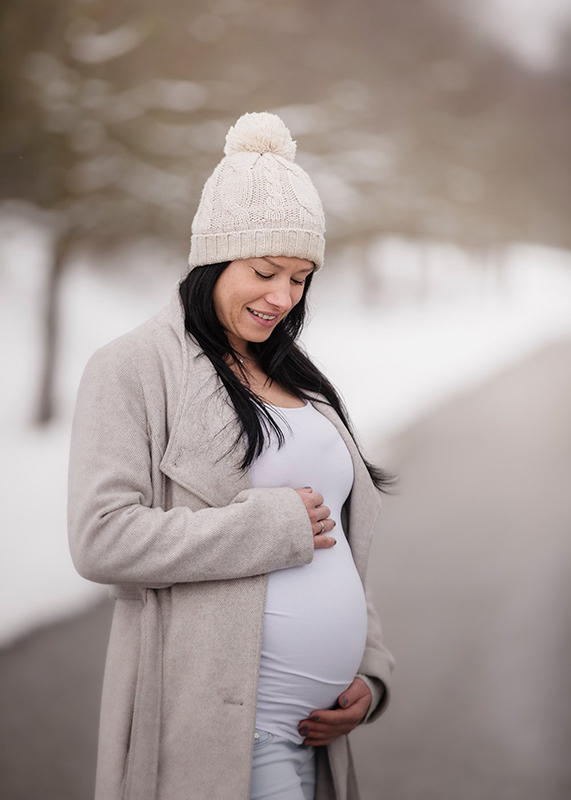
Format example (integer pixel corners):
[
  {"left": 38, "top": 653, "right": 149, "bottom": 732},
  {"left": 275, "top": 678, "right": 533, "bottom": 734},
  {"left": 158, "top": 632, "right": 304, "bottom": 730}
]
[
  {"left": 285, "top": 162, "right": 326, "bottom": 231},
  {"left": 261, "top": 154, "right": 286, "bottom": 223},
  {"left": 188, "top": 112, "right": 326, "bottom": 270},
  {"left": 219, "top": 160, "right": 254, "bottom": 228}
]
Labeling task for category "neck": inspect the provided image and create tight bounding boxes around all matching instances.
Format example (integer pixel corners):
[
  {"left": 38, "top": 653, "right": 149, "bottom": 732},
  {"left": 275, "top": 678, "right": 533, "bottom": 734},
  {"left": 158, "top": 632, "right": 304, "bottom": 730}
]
[
  {"left": 225, "top": 347, "right": 256, "bottom": 373},
  {"left": 225, "top": 332, "right": 249, "bottom": 360}
]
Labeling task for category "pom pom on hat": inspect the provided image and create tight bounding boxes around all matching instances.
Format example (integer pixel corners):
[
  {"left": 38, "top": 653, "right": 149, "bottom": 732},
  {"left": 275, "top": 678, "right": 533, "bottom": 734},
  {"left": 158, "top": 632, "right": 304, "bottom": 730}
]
[{"left": 224, "top": 112, "right": 297, "bottom": 162}]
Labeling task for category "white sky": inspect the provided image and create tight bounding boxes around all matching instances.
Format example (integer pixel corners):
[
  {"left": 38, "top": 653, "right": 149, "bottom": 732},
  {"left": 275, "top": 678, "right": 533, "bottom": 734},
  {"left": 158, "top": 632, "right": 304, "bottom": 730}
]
[{"left": 466, "top": 0, "right": 571, "bottom": 71}]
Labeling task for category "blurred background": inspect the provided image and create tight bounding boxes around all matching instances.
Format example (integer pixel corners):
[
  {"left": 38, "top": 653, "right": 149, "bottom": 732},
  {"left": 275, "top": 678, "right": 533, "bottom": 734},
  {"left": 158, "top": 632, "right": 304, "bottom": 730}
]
[{"left": 1, "top": 0, "right": 570, "bottom": 798}]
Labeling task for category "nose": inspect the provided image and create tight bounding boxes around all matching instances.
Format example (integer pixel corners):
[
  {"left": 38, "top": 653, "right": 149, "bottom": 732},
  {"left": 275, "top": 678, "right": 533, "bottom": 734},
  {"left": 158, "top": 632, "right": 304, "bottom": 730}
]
[{"left": 265, "top": 280, "right": 295, "bottom": 313}]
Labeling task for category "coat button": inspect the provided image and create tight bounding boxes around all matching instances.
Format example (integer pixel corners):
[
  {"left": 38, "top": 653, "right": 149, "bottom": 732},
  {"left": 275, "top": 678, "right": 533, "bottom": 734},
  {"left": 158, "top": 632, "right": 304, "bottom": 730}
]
[{"left": 254, "top": 733, "right": 259, "bottom": 739}]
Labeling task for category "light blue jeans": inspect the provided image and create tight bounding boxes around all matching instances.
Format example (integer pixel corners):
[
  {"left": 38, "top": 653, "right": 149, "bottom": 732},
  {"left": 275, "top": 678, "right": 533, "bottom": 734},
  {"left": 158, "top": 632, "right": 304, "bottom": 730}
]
[{"left": 250, "top": 728, "right": 317, "bottom": 800}]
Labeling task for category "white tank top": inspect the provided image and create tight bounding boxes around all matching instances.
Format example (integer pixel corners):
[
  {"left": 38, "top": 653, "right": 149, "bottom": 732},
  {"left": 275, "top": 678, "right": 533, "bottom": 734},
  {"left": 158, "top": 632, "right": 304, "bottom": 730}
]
[{"left": 251, "top": 400, "right": 368, "bottom": 744}]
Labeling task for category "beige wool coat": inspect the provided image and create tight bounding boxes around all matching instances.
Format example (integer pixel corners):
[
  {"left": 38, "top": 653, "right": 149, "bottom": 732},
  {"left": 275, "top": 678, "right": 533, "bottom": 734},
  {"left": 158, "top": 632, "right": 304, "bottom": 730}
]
[{"left": 67, "top": 279, "right": 395, "bottom": 800}]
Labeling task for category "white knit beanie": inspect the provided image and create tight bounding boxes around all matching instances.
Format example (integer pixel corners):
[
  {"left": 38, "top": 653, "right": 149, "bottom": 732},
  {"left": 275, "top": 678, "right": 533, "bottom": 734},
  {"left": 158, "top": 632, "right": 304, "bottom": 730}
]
[{"left": 188, "top": 112, "right": 326, "bottom": 271}]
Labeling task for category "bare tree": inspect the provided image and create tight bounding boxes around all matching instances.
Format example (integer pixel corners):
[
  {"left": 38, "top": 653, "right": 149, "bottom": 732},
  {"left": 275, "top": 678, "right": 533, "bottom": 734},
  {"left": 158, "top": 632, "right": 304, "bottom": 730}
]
[{"left": 1, "top": 0, "right": 570, "bottom": 422}]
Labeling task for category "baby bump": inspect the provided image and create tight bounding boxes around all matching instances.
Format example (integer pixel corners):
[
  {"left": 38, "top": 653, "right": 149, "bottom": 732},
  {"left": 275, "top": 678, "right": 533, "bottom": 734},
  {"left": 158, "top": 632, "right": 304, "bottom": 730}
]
[{"left": 255, "top": 535, "right": 368, "bottom": 744}]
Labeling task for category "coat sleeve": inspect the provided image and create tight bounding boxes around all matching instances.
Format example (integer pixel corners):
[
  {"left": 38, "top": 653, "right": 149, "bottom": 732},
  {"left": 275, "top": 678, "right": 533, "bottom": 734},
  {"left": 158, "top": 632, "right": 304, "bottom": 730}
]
[
  {"left": 355, "top": 580, "right": 395, "bottom": 724},
  {"left": 67, "top": 343, "right": 315, "bottom": 587}
]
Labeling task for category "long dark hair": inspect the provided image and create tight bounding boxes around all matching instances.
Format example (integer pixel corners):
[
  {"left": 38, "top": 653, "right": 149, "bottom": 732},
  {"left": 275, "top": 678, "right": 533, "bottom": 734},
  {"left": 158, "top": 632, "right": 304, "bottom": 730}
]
[{"left": 179, "top": 262, "right": 397, "bottom": 493}]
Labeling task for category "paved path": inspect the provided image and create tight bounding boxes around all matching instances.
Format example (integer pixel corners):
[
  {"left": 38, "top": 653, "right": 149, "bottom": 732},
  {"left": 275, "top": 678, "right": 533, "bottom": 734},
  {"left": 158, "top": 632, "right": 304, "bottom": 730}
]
[
  {"left": 0, "top": 597, "right": 112, "bottom": 799},
  {"left": 1, "top": 338, "right": 570, "bottom": 800},
  {"left": 352, "top": 337, "right": 571, "bottom": 800}
]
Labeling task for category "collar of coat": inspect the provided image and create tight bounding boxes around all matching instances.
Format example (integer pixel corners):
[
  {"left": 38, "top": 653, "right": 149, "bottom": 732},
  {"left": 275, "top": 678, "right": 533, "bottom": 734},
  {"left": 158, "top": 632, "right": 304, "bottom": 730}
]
[{"left": 154, "top": 280, "right": 381, "bottom": 564}]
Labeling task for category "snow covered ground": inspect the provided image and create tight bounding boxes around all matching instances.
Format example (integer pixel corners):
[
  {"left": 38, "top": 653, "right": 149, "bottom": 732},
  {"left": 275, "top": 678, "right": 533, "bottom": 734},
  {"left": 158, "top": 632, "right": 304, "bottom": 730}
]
[
  {"left": 2, "top": 226, "right": 571, "bottom": 646},
  {"left": 304, "top": 240, "right": 571, "bottom": 446}
]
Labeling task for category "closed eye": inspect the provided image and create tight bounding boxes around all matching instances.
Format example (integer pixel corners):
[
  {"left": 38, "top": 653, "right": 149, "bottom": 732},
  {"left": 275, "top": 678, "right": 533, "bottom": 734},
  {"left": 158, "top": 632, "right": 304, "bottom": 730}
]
[{"left": 254, "top": 269, "right": 305, "bottom": 286}]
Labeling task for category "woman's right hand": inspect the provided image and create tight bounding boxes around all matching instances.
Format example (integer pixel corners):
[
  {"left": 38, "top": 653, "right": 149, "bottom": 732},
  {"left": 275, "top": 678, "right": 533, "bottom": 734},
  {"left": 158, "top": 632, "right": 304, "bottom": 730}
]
[{"left": 294, "top": 487, "right": 336, "bottom": 549}]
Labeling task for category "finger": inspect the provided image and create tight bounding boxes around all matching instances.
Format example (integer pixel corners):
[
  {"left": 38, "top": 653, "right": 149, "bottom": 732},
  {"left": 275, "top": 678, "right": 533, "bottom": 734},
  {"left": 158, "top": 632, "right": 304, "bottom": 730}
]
[
  {"left": 306, "top": 707, "right": 360, "bottom": 726},
  {"left": 307, "top": 723, "right": 353, "bottom": 737},
  {"left": 337, "top": 677, "right": 371, "bottom": 708},
  {"left": 303, "top": 733, "right": 344, "bottom": 747},
  {"left": 311, "top": 491, "right": 324, "bottom": 508},
  {"left": 314, "top": 505, "right": 331, "bottom": 522},
  {"left": 299, "top": 712, "right": 358, "bottom": 740},
  {"left": 303, "top": 734, "right": 340, "bottom": 747},
  {"left": 313, "top": 534, "right": 336, "bottom": 549},
  {"left": 311, "top": 514, "right": 336, "bottom": 530},
  {"left": 306, "top": 709, "right": 346, "bottom": 725},
  {"left": 302, "top": 728, "right": 342, "bottom": 742},
  {"left": 311, "top": 518, "right": 335, "bottom": 535},
  {"left": 299, "top": 720, "right": 341, "bottom": 736},
  {"left": 306, "top": 711, "right": 363, "bottom": 731},
  {"left": 326, "top": 703, "right": 369, "bottom": 728}
]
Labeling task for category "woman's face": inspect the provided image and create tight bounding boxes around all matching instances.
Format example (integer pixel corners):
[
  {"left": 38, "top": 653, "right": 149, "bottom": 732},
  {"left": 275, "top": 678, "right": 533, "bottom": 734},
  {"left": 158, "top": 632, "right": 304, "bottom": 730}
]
[{"left": 213, "top": 255, "right": 314, "bottom": 354}]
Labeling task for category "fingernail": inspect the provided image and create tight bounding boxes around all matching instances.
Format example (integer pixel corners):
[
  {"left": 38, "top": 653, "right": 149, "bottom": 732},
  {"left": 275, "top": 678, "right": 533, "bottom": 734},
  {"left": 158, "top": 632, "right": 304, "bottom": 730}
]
[
  {"left": 333, "top": 521, "right": 336, "bottom": 527},
  {"left": 332, "top": 539, "right": 337, "bottom": 546},
  {"left": 300, "top": 726, "right": 309, "bottom": 734},
  {"left": 341, "top": 695, "right": 348, "bottom": 706},
  {"left": 310, "top": 713, "right": 320, "bottom": 720}
]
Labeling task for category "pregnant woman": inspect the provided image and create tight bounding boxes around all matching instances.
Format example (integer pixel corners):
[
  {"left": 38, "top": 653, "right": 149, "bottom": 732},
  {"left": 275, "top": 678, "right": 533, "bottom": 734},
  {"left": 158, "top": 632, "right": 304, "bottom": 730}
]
[{"left": 68, "top": 112, "right": 395, "bottom": 800}]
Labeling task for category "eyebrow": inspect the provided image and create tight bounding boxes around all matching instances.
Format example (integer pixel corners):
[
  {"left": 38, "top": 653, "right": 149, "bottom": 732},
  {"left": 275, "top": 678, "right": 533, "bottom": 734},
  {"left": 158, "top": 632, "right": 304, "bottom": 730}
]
[{"left": 261, "top": 257, "right": 314, "bottom": 274}]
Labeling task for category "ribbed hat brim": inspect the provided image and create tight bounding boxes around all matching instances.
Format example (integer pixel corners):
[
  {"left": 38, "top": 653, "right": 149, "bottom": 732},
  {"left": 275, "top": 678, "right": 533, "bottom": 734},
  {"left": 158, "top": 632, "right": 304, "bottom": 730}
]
[{"left": 189, "top": 229, "right": 324, "bottom": 271}]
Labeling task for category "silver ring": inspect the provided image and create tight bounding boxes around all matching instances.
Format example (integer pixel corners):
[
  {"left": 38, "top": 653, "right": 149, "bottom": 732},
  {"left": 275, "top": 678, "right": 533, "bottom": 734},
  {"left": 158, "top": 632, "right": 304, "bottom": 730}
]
[{"left": 319, "top": 519, "right": 325, "bottom": 534}]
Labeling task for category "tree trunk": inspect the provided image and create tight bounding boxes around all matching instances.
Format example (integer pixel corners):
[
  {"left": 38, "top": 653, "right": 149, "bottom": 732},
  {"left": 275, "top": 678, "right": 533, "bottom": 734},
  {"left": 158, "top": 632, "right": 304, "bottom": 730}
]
[
  {"left": 360, "top": 238, "right": 382, "bottom": 306},
  {"left": 34, "top": 235, "right": 69, "bottom": 426}
]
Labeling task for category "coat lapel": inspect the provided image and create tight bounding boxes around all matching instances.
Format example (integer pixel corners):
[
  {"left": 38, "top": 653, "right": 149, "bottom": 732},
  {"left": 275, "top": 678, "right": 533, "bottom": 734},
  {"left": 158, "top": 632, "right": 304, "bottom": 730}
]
[{"left": 159, "top": 281, "right": 382, "bottom": 572}]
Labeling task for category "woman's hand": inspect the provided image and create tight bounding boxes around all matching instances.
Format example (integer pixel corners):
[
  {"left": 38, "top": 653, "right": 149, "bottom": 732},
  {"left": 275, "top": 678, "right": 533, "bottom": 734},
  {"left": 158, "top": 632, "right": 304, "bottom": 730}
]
[
  {"left": 297, "top": 677, "right": 372, "bottom": 746},
  {"left": 294, "top": 487, "right": 336, "bottom": 549}
]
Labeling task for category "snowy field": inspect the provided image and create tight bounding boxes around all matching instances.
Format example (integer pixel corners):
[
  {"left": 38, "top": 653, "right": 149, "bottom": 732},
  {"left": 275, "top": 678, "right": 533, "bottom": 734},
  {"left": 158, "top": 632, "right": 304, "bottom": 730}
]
[{"left": 2, "top": 223, "right": 571, "bottom": 646}]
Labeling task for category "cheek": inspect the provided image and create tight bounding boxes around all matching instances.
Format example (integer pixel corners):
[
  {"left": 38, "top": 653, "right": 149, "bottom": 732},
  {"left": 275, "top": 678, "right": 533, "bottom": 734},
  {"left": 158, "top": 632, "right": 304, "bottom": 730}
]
[
  {"left": 213, "top": 282, "right": 237, "bottom": 321},
  {"left": 212, "top": 292, "right": 224, "bottom": 324},
  {"left": 219, "top": 293, "right": 249, "bottom": 330}
]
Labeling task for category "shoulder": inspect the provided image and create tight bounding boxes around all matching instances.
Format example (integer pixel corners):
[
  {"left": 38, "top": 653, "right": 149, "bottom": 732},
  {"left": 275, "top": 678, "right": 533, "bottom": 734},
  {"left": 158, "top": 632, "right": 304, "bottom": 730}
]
[
  {"left": 81, "top": 318, "right": 159, "bottom": 387},
  {"left": 83, "top": 297, "right": 187, "bottom": 381},
  {"left": 78, "top": 291, "right": 204, "bottom": 411}
]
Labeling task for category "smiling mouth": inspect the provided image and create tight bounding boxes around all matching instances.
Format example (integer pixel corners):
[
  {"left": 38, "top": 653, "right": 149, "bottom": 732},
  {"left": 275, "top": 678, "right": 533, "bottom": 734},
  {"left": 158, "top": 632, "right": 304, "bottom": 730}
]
[{"left": 247, "top": 308, "right": 278, "bottom": 321}]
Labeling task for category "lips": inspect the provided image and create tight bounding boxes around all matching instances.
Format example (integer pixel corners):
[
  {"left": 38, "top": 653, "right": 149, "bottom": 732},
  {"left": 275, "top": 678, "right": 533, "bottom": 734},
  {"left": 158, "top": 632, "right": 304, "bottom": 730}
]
[{"left": 247, "top": 307, "right": 279, "bottom": 328}]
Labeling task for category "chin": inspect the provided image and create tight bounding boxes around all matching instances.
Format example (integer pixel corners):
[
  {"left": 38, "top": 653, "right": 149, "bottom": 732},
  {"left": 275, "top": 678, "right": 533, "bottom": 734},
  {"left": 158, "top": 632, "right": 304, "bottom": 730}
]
[{"left": 248, "top": 331, "right": 273, "bottom": 343}]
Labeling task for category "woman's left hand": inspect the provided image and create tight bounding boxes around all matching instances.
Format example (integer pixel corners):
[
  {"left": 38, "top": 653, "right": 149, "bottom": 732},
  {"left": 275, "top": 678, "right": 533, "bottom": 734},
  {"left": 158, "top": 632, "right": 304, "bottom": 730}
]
[{"left": 297, "top": 677, "right": 372, "bottom": 746}]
